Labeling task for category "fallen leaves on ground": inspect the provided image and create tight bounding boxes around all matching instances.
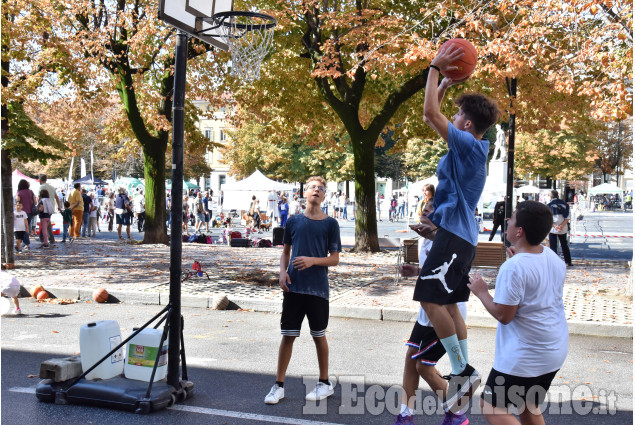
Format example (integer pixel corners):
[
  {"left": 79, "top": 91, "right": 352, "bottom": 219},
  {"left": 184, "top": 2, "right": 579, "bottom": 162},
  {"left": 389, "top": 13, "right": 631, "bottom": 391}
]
[{"left": 38, "top": 298, "right": 80, "bottom": 305}]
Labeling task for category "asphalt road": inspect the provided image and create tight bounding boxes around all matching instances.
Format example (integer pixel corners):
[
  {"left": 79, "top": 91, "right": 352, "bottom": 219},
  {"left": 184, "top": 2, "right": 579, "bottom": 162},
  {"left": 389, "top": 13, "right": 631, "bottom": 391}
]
[{"left": 2, "top": 300, "right": 632, "bottom": 424}]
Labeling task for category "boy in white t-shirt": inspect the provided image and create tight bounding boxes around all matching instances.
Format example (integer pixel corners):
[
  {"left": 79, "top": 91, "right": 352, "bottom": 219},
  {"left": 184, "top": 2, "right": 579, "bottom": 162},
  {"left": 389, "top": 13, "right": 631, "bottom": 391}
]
[
  {"left": 468, "top": 200, "right": 568, "bottom": 425},
  {"left": 14, "top": 201, "right": 29, "bottom": 253},
  {"left": 395, "top": 200, "right": 469, "bottom": 425}
]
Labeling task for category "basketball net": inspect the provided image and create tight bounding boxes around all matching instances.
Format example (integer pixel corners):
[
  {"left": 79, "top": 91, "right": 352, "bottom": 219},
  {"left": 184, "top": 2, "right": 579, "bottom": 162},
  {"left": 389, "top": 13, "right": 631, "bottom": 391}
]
[{"left": 218, "top": 15, "right": 275, "bottom": 82}]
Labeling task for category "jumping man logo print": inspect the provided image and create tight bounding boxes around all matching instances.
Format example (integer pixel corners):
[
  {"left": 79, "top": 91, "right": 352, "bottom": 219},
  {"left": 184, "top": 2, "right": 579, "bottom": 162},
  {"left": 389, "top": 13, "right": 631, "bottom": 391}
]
[{"left": 420, "top": 253, "right": 457, "bottom": 293}]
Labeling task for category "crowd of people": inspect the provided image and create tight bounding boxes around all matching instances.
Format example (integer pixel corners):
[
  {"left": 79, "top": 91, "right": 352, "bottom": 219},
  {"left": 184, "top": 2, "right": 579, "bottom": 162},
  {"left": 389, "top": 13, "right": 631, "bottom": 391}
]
[
  {"left": 12, "top": 175, "right": 150, "bottom": 250},
  {"left": 375, "top": 191, "right": 409, "bottom": 222},
  {"left": 177, "top": 190, "right": 231, "bottom": 236},
  {"left": 243, "top": 189, "right": 350, "bottom": 234}
]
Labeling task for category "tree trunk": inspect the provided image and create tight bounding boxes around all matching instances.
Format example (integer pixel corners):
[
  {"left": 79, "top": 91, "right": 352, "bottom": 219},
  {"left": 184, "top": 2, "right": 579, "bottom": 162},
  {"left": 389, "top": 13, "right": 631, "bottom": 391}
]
[
  {"left": 1, "top": 29, "right": 14, "bottom": 267},
  {"left": 1, "top": 149, "right": 15, "bottom": 267},
  {"left": 141, "top": 139, "right": 169, "bottom": 244},
  {"left": 351, "top": 135, "right": 379, "bottom": 252}
]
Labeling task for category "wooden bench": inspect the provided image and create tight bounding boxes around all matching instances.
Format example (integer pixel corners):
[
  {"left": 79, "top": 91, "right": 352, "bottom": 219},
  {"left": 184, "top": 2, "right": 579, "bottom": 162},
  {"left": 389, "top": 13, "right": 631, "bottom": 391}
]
[
  {"left": 402, "top": 239, "right": 420, "bottom": 264},
  {"left": 472, "top": 241, "right": 506, "bottom": 268}
]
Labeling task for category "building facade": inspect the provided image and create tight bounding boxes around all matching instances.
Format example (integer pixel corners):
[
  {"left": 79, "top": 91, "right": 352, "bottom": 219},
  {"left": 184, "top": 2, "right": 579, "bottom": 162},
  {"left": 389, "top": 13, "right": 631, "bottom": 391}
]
[{"left": 192, "top": 100, "right": 237, "bottom": 194}]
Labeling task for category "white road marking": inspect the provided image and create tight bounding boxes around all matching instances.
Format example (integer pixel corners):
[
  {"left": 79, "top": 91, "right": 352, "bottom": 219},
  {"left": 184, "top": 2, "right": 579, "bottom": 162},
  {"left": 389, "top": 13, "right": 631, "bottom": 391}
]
[
  {"left": 10, "top": 386, "right": 36, "bottom": 393},
  {"left": 10, "top": 387, "right": 344, "bottom": 425},
  {"left": 168, "top": 405, "right": 345, "bottom": 424},
  {"left": 14, "top": 334, "right": 39, "bottom": 340}
]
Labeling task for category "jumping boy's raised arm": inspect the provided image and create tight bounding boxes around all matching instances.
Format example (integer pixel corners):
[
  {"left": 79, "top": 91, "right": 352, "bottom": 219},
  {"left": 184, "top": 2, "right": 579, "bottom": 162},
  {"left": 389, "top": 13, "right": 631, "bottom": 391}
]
[{"left": 423, "top": 45, "right": 467, "bottom": 141}]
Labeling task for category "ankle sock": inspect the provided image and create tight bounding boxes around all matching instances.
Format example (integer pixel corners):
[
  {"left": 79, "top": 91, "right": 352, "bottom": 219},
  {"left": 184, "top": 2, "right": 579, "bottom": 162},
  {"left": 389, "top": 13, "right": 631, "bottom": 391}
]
[
  {"left": 400, "top": 403, "right": 413, "bottom": 416},
  {"left": 319, "top": 378, "right": 330, "bottom": 386},
  {"left": 440, "top": 334, "right": 466, "bottom": 374},
  {"left": 276, "top": 381, "right": 284, "bottom": 388},
  {"left": 458, "top": 339, "right": 469, "bottom": 364}
]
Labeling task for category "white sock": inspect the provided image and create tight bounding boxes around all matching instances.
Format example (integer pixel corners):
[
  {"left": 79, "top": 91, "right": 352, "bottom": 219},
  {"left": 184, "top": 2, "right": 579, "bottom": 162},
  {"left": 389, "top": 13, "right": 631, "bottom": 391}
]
[{"left": 400, "top": 403, "right": 412, "bottom": 416}]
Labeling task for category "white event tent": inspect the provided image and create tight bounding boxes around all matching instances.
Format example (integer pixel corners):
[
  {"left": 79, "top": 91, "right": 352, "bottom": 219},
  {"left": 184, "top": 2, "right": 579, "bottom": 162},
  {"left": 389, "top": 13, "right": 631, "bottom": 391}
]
[
  {"left": 517, "top": 184, "right": 542, "bottom": 194},
  {"left": 588, "top": 183, "right": 623, "bottom": 195},
  {"left": 221, "top": 170, "right": 296, "bottom": 212}
]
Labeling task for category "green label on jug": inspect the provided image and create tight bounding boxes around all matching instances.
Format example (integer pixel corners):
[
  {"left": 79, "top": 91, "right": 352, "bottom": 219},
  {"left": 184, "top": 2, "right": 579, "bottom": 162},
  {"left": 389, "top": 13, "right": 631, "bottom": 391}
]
[{"left": 127, "top": 344, "right": 168, "bottom": 367}]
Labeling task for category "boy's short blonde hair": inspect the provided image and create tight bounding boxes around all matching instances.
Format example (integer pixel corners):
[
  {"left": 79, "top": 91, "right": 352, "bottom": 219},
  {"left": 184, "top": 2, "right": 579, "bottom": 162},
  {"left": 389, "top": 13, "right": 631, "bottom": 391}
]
[{"left": 306, "top": 176, "right": 327, "bottom": 188}]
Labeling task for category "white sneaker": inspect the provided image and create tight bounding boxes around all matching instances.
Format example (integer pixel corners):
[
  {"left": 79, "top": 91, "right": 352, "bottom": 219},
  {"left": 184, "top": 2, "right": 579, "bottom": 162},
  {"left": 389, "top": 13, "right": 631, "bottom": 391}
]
[
  {"left": 264, "top": 384, "right": 284, "bottom": 404},
  {"left": 305, "top": 382, "right": 334, "bottom": 401},
  {"left": 13, "top": 308, "right": 22, "bottom": 315}
]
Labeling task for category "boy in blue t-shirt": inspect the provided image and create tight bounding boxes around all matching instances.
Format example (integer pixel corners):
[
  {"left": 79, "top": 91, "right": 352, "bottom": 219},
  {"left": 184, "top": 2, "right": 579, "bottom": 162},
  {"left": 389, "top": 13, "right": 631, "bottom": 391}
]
[
  {"left": 264, "top": 176, "right": 341, "bottom": 405},
  {"left": 410, "top": 43, "right": 502, "bottom": 416}
]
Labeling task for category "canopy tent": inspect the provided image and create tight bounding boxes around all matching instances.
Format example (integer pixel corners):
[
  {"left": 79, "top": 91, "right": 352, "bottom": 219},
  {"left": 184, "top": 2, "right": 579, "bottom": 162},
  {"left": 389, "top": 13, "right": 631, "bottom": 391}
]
[
  {"left": 166, "top": 180, "right": 200, "bottom": 191},
  {"left": 588, "top": 183, "right": 623, "bottom": 195},
  {"left": 73, "top": 173, "right": 107, "bottom": 185},
  {"left": 115, "top": 177, "right": 144, "bottom": 192},
  {"left": 221, "top": 170, "right": 296, "bottom": 212},
  {"left": 406, "top": 176, "right": 439, "bottom": 197},
  {"left": 517, "top": 184, "right": 542, "bottom": 194},
  {"left": 184, "top": 181, "right": 200, "bottom": 190},
  {"left": 479, "top": 179, "right": 515, "bottom": 211}
]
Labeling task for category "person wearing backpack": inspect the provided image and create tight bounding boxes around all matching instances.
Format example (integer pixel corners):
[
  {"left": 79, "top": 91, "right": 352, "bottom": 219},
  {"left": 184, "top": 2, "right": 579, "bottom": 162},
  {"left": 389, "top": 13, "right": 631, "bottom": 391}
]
[
  {"left": 392, "top": 196, "right": 399, "bottom": 221},
  {"left": 114, "top": 187, "right": 132, "bottom": 240}
]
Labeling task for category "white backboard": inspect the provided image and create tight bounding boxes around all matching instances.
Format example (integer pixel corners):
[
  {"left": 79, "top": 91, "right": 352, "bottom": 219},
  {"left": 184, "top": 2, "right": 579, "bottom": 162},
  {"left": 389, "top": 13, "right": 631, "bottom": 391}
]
[{"left": 159, "top": 0, "right": 234, "bottom": 51}]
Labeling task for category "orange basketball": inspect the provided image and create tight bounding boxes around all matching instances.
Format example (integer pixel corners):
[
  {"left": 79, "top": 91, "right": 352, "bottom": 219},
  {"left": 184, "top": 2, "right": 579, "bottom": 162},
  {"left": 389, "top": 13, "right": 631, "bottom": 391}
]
[
  {"left": 31, "top": 285, "right": 44, "bottom": 298},
  {"left": 92, "top": 288, "right": 109, "bottom": 303},
  {"left": 440, "top": 38, "right": 477, "bottom": 80},
  {"left": 37, "top": 290, "right": 49, "bottom": 300}
]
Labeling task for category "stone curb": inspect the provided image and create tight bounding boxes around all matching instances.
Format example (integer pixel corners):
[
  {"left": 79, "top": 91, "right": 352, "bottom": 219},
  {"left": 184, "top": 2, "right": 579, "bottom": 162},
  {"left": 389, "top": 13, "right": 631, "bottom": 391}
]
[{"left": 38, "top": 285, "right": 633, "bottom": 339}]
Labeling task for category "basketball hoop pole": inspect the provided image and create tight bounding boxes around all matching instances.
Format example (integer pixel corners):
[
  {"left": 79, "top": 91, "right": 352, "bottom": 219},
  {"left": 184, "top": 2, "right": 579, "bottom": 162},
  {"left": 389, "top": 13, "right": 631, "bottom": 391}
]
[
  {"left": 168, "top": 30, "right": 187, "bottom": 390},
  {"left": 33, "top": 34, "right": 193, "bottom": 410}
]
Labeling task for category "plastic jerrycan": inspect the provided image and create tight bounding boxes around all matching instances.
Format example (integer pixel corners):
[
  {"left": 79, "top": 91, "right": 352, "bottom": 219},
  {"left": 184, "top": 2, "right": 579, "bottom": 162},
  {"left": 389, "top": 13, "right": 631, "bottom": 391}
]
[
  {"left": 124, "top": 327, "right": 169, "bottom": 382},
  {"left": 79, "top": 320, "right": 124, "bottom": 380}
]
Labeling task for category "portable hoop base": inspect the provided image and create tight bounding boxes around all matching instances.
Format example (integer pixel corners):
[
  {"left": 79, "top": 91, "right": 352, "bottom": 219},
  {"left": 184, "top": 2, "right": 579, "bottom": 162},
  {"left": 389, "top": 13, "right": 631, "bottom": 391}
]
[{"left": 36, "top": 376, "right": 194, "bottom": 414}]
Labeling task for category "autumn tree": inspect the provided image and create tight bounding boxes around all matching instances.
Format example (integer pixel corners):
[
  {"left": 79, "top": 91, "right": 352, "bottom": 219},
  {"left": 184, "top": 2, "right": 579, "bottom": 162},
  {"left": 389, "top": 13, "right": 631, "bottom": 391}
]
[
  {"left": 514, "top": 130, "right": 600, "bottom": 180},
  {"left": 401, "top": 138, "right": 449, "bottom": 180},
  {"left": 222, "top": 0, "right": 630, "bottom": 251},
  {"left": 594, "top": 120, "right": 633, "bottom": 184},
  {"left": 3, "top": 0, "right": 227, "bottom": 244},
  {"left": 223, "top": 110, "right": 355, "bottom": 183}
]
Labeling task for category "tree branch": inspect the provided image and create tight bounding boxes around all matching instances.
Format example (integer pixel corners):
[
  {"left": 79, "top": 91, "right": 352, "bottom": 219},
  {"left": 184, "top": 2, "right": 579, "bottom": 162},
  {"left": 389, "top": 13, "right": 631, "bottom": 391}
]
[
  {"left": 600, "top": 4, "right": 633, "bottom": 42},
  {"left": 367, "top": 70, "right": 429, "bottom": 136}
]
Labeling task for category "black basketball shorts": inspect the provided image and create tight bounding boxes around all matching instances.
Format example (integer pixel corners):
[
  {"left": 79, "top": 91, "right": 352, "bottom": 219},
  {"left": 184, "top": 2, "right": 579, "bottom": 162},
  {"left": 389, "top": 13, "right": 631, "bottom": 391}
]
[
  {"left": 406, "top": 322, "right": 446, "bottom": 366},
  {"left": 413, "top": 227, "right": 475, "bottom": 305},
  {"left": 280, "top": 291, "right": 329, "bottom": 338},
  {"left": 481, "top": 368, "right": 559, "bottom": 410}
]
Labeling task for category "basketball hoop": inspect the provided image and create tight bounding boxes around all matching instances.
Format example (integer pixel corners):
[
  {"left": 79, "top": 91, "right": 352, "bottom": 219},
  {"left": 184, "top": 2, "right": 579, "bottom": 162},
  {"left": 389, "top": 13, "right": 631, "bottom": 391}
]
[{"left": 197, "top": 11, "right": 277, "bottom": 82}]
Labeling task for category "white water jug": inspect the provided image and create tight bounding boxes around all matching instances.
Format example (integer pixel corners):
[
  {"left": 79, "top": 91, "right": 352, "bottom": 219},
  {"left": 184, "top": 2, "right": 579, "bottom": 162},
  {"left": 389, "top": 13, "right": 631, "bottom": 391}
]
[
  {"left": 124, "top": 328, "right": 168, "bottom": 382},
  {"left": 79, "top": 320, "right": 124, "bottom": 380}
]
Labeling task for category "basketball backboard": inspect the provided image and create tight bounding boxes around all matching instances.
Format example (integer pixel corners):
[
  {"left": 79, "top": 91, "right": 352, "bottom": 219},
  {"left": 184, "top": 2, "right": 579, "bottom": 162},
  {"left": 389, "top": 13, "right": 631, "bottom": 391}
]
[{"left": 159, "top": 0, "right": 234, "bottom": 51}]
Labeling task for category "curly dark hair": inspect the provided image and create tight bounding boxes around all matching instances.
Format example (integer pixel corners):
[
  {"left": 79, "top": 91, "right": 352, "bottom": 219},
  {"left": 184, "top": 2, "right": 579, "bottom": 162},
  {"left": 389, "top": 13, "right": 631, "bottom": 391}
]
[
  {"left": 17, "top": 179, "right": 30, "bottom": 191},
  {"left": 454, "top": 93, "right": 502, "bottom": 135},
  {"left": 514, "top": 201, "right": 553, "bottom": 246}
]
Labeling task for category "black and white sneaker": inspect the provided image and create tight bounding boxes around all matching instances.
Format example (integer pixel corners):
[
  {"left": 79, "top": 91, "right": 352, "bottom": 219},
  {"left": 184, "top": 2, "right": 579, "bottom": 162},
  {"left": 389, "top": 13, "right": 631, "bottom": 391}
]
[{"left": 442, "top": 363, "right": 481, "bottom": 413}]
